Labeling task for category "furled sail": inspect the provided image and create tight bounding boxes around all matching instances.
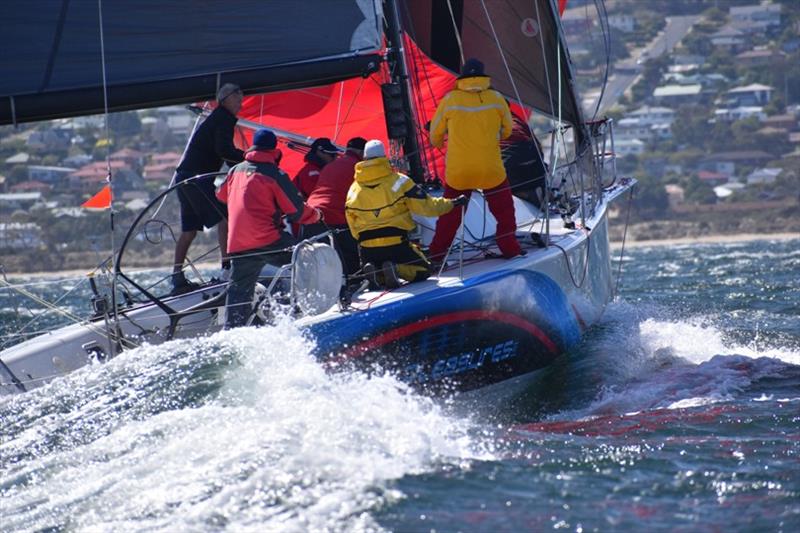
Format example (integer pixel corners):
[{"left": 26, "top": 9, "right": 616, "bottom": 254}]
[{"left": 0, "top": 0, "right": 383, "bottom": 125}]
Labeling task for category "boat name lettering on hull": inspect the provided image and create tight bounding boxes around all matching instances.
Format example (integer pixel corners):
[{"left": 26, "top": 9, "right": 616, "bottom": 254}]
[{"left": 404, "top": 339, "right": 519, "bottom": 384}]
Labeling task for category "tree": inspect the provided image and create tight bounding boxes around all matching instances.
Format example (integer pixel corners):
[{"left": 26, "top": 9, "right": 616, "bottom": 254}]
[
  {"left": 671, "top": 105, "right": 711, "bottom": 149},
  {"left": 632, "top": 171, "right": 669, "bottom": 216},
  {"left": 8, "top": 165, "right": 28, "bottom": 185},
  {"left": 683, "top": 175, "right": 716, "bottom": 205},
  {"left": 107, "top": 111, "right": 142, "bottom": 137}
]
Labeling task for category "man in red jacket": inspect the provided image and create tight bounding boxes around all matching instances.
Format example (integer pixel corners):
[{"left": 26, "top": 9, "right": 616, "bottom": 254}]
[
  {"left": 304, "top": 137, "right": 366, "bottom": 275},
  {"left": 216, "top": 129, "right": 320, "bottom": 328},
  {"left": 292, "top": 137, "right": 340, "bottom": 199}
]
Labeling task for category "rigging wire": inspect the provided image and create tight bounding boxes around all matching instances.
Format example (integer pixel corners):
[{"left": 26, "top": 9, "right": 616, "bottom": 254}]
[
  {"left": 445, "top": 0, "right": 465, "bottom": 65},
  {"left": 589, "top": 0, "right": 612, "bottom": 122},
  {"left": 614, "top": 186, "right": 635, "bottom": 298},
  {"left": 96, "top": 0, "right": 121, "bottom": 358}
]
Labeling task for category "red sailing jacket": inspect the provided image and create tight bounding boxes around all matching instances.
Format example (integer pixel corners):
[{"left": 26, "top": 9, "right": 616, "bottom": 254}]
[
  {"left": 293, "top": 160, "right": 323, "bottom": 199},
  {"left": 217, "top": 149, "right": 319, "bottom": 254},
  {"left": 306, "top": 151, "right": 361, "bottom": 226}
]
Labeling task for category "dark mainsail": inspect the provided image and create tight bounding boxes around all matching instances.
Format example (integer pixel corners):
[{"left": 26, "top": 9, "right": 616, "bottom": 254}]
[{"left": 0, "top": 0, "right": 383, "bottom": 125}]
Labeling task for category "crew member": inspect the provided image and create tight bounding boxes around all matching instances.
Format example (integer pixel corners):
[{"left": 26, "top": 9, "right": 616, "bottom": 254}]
[
  {"left": 501, "top": 104, "right": 548, "bottom": 208},
  {"left": 345, "top": 140, "right": 465, "bottom": 288},
  {"left": 292, "top": 137, "right": 340, "bottom": 199},
  {"left": 428, "top": 58, "right": 523, "bottom": 261},
  {"left": 216, "top": 129, "right": 320, "bottom": 328},
  {"left": 303, "top": 137, "right": 366, "bottom": 276},
  {"left": 171, "top": 83, "right": 245, "bottom": 294}
]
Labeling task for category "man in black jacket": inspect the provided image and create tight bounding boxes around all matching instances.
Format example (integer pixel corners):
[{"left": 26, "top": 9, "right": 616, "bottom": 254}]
[{"left": 171, "top": 83, "right": 245, "bottom": 293}]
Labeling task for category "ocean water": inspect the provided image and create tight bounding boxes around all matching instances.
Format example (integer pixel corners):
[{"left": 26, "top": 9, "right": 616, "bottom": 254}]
[{"left": 1, "top": 238, "right": 798, "bottom": 532}]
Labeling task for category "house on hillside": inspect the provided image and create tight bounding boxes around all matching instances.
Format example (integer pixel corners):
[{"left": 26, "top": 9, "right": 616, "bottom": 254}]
[
  {"left": 729, "top": 2, "right": 782, "bottom": 33},
  {"left": 714, "top": 106, "right": 766, "bottom": 122},
  {"left": 26, "top": 129, "right": 71, "bottom": 151},
  {"left": 761, "top": 113, "right": 799, "bottom": 131},
  {"left": 653, "top": 84, "right": 704, "bottom": 106},
  {"left": 10, "top": 180, "right": 52, "bottom": 194},
  {"left": 69, "top": 160, "right": 129, "bottom": 193},
  {"left": 700, "top": 151, "right": 773, "bottom": 177},
  {"left": 607, "top": 14, "right": 635, "bottom": 33},
  {"left": 143, "top": 152, "right": 181, "bottom": 182},
  {"left": 0, "top": 192, "right": 42, "bottom": 212},
  {"left": 62, "top": 153, "right": 93, "bottom": 168},
  {"left": 110, "top": 148, "right": 145, "bottom": 171},
  {"left": 726, "top": 84, "right": 773, "bottom": 107},
  {"left": 4, "top": 152, "right": 30, "bottom": 165},
  {"left": 710, "top": 25, "right": 748, "bottom": 53},
  {"left": 746, "top": 167, "right": 782, "bottom": 185},
  {"left": 698, "top": 170, "right": 730, "bottom": 186},
  {"left": 26, "top": 165, "right": 76, "bottom": 185},
  {"left": 614, "top": 139, "right": 645, "bottom": 157},
  {"left": 735, "top": 48, "right": 786, "bottom": 68}
]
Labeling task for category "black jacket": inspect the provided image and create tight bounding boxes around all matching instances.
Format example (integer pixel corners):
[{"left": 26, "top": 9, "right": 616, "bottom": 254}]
[{"left": 176, "top": 107, "right": 244, "bottom": 176}]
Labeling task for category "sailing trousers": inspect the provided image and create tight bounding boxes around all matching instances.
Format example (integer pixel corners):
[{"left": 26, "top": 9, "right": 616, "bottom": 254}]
[
  {"left": 428, "top": 179, "right": 522, "bottom": 261},
  {"left": 360, "top": 239, "right": 432, "bottom": 283},
  {"left": 225, "top": 234, "right": 295, "bottom": 329}
]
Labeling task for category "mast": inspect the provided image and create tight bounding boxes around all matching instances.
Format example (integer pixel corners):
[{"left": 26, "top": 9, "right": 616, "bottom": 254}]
[{"left": 384, "top": 0, "right": 425, "bottom": 183}]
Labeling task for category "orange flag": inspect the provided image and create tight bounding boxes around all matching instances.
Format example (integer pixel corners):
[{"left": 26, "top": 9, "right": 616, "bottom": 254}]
[{"left": 81, "top": 184, "right": 112, "bottom": 209}]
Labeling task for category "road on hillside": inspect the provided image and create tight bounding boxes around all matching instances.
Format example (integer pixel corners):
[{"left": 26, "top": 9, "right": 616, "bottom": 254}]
[{"left": 595, "top": 15, "right": 699, "bottom": 114}]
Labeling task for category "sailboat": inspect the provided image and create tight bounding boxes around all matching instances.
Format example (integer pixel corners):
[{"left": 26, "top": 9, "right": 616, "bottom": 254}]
[{"left": 0, "top": 0, "right": 634, "bottom": 396}]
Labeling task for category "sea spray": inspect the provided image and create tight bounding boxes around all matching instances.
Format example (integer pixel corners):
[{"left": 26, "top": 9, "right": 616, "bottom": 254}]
[{"left": 0, "top": 319, "right": 489, "bottom": 532}]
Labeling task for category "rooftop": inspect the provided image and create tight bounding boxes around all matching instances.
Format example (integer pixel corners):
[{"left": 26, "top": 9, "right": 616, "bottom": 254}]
[
  {"left": 653, "top": 84, "right": 702, "bottom": 97},
  {"left": 728, "top": 83, "right": 774, "bottom": 93}
]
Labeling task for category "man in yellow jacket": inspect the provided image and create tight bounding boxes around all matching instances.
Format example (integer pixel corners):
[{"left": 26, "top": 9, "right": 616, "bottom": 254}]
[
  {"left": 346, "top": 140, "right": 466, "bottom": 288},
  {"left": 428, "top": 58, "right": 523, "bottom": 261}
]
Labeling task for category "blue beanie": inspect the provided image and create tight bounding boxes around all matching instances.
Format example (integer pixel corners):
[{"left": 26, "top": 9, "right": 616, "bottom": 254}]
[
  {"left": 459, "top": 58, "right": 485, "bottom": 79},
  {"left": 253, "top": 129, "right": 277, "bottom": 149}
]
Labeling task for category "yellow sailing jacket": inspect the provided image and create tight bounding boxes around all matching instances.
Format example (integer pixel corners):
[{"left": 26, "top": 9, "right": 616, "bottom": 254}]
[
  {"left": 430, "top": 76, "right": 513, "bottom": 191},
  {"left": 345, "top": 157, "right": 453, "bottom": 246}
]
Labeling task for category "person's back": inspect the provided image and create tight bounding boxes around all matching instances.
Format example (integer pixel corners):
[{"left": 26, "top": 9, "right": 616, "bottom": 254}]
[
  {"left": 177, "top": 105, "right": 243, "bottom": 177},
  {"left": 220, "top": 149, "right": 314, "bottom": 254},
  {"left": 430, "top": 74, "right": 512, "bottom": 191},
  {"left": 306, "top": 138, "right": 365, "bottom": 225},
  {"left": 171, "top": 83, "right": 245, "bottom": 293},
  {"left": 428, "top": 58, "right": 522, "bottom": 261},
  {"left": 303, "top": 137, "right": 366, "bottom": 276},
  {"left": 346, "top": 140, "right": 459, "bottom": 286},
  {"left": 501, "top": 111, "right": 548, "bottom": 207},
  {"left": 216, "top": 129, "right": 320, "bottom": 328},
  {"left": 346, "top": 157, "right": 453, "bottom": 238}
]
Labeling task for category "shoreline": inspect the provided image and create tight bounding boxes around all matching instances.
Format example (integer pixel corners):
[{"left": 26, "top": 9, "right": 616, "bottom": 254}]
[
  {"left": 4, "top": 233, "right": 797, "bottom": 278},
  {"left": 610, "top": 232, "right": 798, "bottom": 249}
]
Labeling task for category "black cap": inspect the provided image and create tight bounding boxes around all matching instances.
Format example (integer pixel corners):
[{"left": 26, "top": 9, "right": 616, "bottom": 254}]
[
  {"left": 346, "top": 137, "right": 367, "bottom": 152},
  {"left": 310, "top": 137, "right": 341, "bottom": 155},
  {"left": 458, "top": 58, "right": 485, "bottom": 79}
]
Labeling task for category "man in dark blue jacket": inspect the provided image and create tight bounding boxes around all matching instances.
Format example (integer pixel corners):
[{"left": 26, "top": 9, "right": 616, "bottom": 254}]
[{"left": 171, "top": 83, "right": 245, "bottom": 293}]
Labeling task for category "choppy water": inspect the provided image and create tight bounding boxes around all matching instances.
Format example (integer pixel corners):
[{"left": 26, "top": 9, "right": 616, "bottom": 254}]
[{"left": 1, "top": 238, "right": 798, "bottom": 531}]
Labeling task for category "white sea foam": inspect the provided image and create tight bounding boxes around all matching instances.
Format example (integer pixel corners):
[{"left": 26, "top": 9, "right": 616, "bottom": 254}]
[
  {"left": 552, "top": 305, "right": 800, "bottom": 419},
  {"left": 0, "top": 320, "right": 487, "bottom": 532}
]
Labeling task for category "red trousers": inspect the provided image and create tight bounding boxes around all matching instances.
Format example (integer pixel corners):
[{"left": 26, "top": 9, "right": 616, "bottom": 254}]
[{"left": 428, "top": 179, "right": 522, "bottom": 260}]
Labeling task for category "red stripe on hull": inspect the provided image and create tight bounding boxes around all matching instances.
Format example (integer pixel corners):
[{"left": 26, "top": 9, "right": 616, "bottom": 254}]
[{"left": 342, "top": 310, "right": 559, "bottom": 359}]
